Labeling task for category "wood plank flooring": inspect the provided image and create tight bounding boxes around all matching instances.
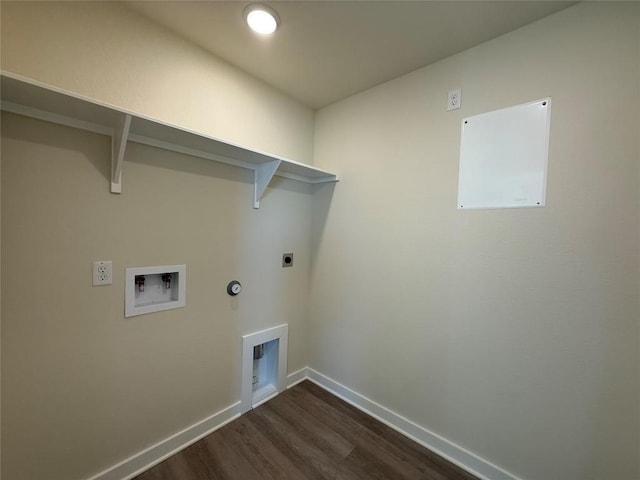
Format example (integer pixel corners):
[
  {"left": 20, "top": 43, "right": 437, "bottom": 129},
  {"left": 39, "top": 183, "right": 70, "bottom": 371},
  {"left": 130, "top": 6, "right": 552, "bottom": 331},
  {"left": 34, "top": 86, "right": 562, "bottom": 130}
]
[{"left": 134, "top": 381, "right": 478, "bottom": 480}]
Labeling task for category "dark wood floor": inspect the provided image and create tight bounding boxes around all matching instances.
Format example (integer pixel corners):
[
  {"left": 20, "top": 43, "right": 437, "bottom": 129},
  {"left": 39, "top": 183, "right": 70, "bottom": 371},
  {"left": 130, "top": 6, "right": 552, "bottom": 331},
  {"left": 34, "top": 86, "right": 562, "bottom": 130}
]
[{"left": 134, "top": 381, "right": 478, "bottom": 480}]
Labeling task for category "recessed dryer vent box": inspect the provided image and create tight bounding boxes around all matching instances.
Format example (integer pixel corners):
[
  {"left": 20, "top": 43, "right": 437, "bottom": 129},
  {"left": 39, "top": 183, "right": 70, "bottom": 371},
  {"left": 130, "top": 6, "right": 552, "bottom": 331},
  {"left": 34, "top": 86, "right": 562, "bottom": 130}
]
[{"left": 125, "top": 265, "right": 186, "bottom": 317}]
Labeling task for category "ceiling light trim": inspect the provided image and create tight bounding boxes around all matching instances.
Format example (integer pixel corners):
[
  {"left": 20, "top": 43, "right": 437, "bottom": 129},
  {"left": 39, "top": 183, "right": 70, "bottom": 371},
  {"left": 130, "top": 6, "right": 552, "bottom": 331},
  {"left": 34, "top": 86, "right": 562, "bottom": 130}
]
[{"left": 244, "top": 3, "right": 280, "bottom": 35}]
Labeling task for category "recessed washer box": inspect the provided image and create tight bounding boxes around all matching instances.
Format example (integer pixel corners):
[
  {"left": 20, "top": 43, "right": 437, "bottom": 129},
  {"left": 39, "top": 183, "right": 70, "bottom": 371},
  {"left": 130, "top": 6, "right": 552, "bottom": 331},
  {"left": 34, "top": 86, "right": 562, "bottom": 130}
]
[{"left": 125, "top": 265, "right": 186, "bottom": 317}]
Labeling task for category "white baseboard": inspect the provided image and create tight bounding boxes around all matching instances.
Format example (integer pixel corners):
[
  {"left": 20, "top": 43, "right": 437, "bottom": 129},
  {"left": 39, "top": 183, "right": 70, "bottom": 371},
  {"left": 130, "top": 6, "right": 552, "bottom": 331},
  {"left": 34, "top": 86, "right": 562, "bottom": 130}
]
[
  {"left": 305, "top": 367, "right": 522, "bottom": 480},
  {"left": 86, "top": 367, "right": 520, "bottom": 480},
  {"left": 286, "top": 367, "right": 308, "bottom": 388},
  {"left": 86, "top": 401, "right": 241, "bottom": 480},
  {"left": 86, "top": 368, "right": 305, "bottom": 480}
]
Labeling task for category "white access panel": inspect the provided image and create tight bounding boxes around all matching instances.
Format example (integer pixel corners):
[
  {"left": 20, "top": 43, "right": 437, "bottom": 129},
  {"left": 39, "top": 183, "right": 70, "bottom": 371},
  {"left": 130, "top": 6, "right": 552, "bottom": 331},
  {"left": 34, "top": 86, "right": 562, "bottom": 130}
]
[{"left": 457, "top": 98, "right": 551, "bottom": 209}]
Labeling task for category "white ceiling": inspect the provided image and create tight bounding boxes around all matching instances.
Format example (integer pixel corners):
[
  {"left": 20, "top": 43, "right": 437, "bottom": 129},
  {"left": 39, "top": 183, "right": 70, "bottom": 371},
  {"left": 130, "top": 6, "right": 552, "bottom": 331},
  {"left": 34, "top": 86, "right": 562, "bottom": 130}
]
[{"left": 124, "top": 1, "right": 575, "bottom": 109}]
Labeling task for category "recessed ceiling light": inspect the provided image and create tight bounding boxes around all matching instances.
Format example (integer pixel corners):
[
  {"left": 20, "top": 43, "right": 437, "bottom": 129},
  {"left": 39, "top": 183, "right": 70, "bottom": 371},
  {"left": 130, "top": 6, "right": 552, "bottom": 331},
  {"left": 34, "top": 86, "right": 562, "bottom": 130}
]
[{"left": 244, "top": 4, "right": 280, "bottom": 35}]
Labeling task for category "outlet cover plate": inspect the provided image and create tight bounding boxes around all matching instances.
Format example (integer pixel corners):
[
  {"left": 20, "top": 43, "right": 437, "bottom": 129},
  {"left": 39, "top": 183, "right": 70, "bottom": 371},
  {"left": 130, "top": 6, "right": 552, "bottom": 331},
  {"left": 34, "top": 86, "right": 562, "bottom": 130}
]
[
  {"left": 447, "top": 88, "right": 462, "bottom": 111},
  {"left": 93, "top": 260, "right": 113, "bottom": 286}
]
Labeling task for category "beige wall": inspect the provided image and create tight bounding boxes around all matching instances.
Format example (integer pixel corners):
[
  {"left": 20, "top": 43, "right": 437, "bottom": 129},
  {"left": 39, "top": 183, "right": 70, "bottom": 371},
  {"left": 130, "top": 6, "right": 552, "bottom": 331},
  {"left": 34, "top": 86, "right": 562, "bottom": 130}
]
[
  {"left": 0, "top": 82, "right": 2, "bottom": 480},
  {"left": 0, "top": 1, "right": 314, "bottom": 165},
  {"left": 310, "top": 3, "right": 640, "bottom": 480},
  {"left": 1, "top": 112, "right": 313, "bottom": 480},
  {"left": 1, "top": 3, "right": 317, "bottom": 479},
  {"left": 3, "top": 1, "right": 640, "bottom": 480}
]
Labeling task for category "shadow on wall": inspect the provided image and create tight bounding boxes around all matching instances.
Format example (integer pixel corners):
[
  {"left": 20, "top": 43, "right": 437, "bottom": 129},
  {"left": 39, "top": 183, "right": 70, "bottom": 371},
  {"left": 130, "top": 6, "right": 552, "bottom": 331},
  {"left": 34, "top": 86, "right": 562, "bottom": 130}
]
[
  {"left": 310, "top": 182, "right": 336, "bottom": 268},
  {"left": 125, "top": 141, "right": 253, "bottom": 186},
  {"left": 0, "top": 114, "right": 112, "bottom": 183}
]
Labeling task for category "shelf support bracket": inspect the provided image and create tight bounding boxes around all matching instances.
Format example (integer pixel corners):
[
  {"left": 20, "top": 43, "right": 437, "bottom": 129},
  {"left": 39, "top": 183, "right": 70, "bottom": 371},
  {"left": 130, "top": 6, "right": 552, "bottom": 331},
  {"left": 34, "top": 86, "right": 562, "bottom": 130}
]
[
  {"left": 253, "top": 160, "right": 281, "bottom": 209},
  {"left": 111, "top": 114, "right": 131, "bottom": 193}
]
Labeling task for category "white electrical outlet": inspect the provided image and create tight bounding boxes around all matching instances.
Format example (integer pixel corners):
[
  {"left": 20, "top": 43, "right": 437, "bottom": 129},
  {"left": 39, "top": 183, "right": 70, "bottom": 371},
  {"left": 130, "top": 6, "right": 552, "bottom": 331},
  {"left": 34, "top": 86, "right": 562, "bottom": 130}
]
[
  {"left": 93, "top": 260, "right": 113, "bottom": 286},
  {"left": 447, "top": 88, "right": 462, "bottom": 111}
]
